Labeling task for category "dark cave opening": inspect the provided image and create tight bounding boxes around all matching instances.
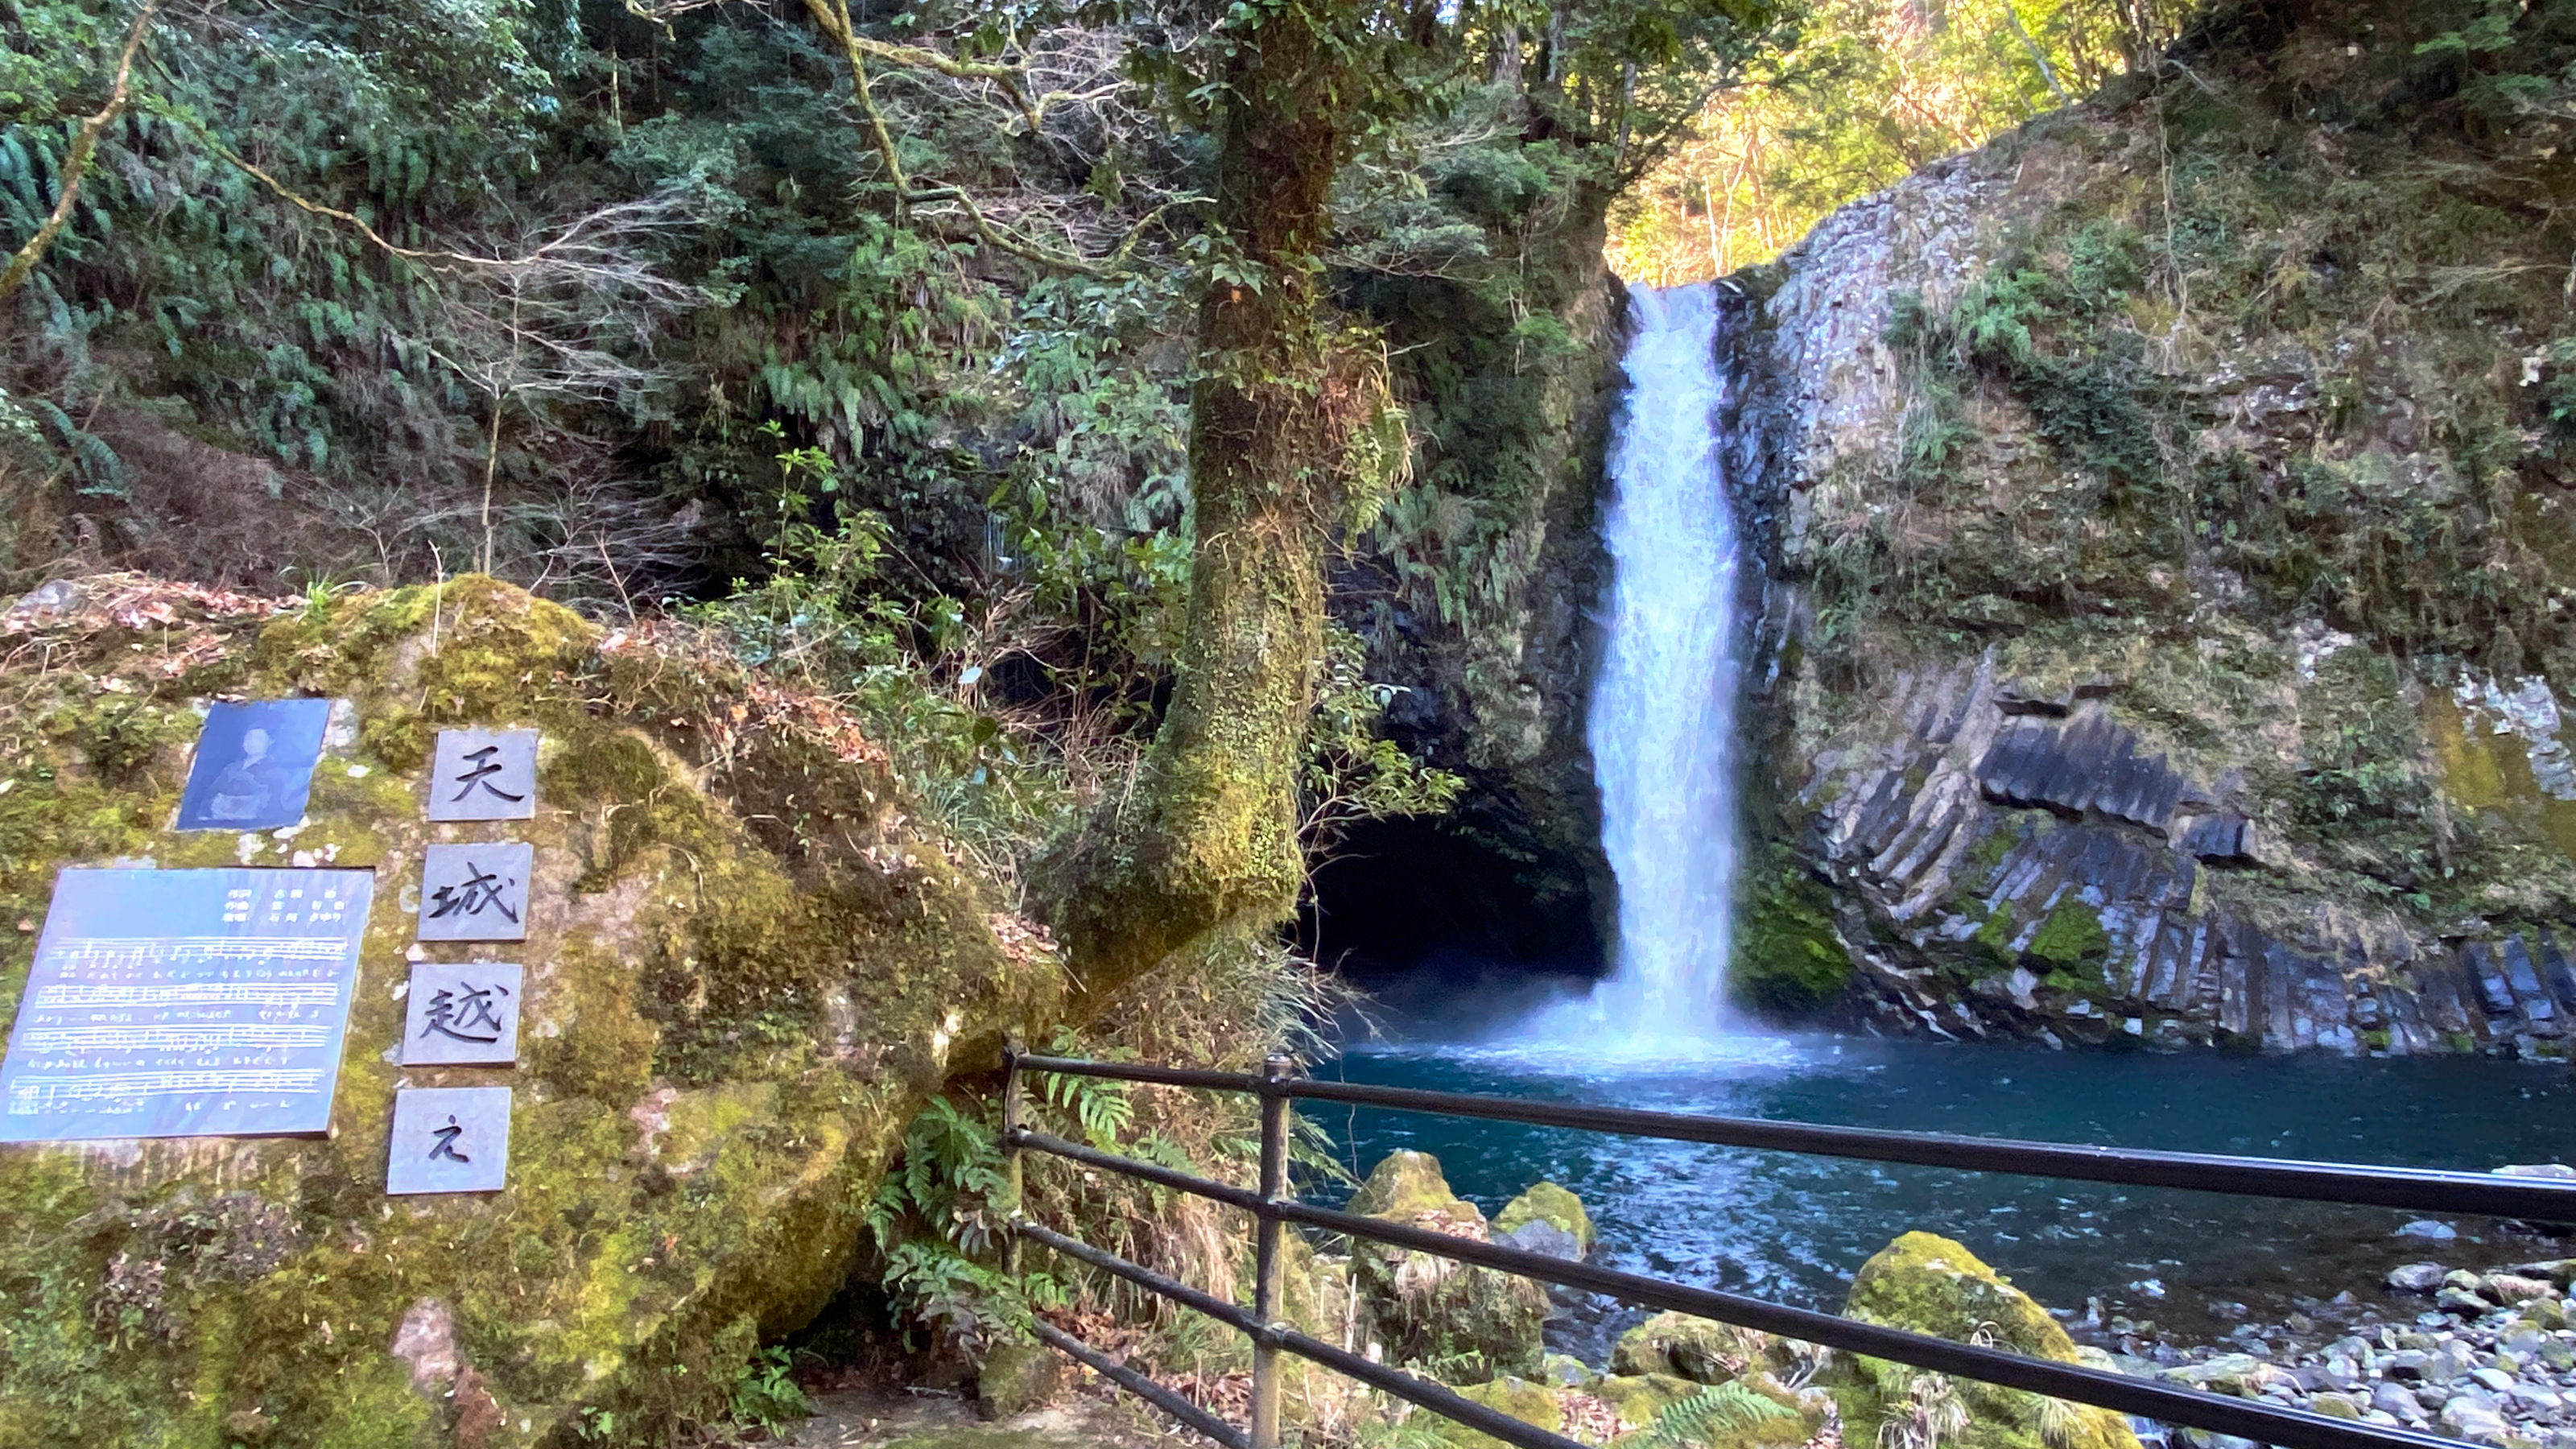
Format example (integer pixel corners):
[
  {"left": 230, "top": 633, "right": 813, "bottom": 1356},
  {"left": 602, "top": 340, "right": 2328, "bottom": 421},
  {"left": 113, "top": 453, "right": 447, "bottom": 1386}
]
[{"left": 1299, "top": 817, "right": 1607, "bottom": 1038}]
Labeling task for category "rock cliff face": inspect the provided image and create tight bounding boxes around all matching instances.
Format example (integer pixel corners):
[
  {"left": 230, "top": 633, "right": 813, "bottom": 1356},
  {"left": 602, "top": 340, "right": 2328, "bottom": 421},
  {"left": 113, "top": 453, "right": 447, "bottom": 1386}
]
[
  {"left": 0, "top": 576, "right": 1060, "bottom": 1447},
  {"left": 1728, "top": 0, "right": 2576, "bottom": 1056},
  {"left": 1316, "top": 199, "right": 1629, "bottom": 973}
]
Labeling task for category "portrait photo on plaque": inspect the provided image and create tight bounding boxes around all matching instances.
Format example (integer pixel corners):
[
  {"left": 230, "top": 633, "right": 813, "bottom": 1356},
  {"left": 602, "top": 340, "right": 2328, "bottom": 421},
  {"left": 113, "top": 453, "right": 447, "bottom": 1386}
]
[
  {"left": 0, "top": 867, "right": 374, "bottom": 1141},
  {"left": 175, "top": 698, "right": 332, "bottom": 832},
  {"left": 426, "top": 728, "right": 539, "bottom": 822},
  {"left": 386, "top": 1086, "right": 512, "bottom": 1195},
  {"left": 418, "top": 842, "right": 533, "bottom": 942},
  {"left": 401, "top": 962, "right": 522, "bottom": 1066}
]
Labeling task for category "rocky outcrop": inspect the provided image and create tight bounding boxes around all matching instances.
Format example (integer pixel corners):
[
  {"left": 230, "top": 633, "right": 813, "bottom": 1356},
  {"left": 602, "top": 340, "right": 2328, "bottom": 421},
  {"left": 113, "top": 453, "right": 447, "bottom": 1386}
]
[
  {"left": 1347, "top": 1151, "right": 1550, "bottom": 1382},
  {"left": 0, "top": 576, "right": 1061, "bottom": 1446},
  {"left": 1727, "top": 1, "right": 2576, "bottom": 1058},
  {"left": 1783, "top": 656, "right": 2576, "bottom": 1053}
]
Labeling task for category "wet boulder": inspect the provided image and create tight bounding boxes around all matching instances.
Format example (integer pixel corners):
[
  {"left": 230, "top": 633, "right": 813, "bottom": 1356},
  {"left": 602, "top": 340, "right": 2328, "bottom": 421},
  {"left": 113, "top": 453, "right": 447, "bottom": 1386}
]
[{"left": 1348, "top": 1151, "right": 1548, "bottom": 1382}]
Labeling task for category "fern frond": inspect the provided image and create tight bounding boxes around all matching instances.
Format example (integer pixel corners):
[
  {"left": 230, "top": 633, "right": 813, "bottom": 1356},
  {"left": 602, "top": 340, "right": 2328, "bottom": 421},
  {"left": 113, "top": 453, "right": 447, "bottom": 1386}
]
[{"left": 1647, "top": 1381, "right": 1797, "bottom": 1448}]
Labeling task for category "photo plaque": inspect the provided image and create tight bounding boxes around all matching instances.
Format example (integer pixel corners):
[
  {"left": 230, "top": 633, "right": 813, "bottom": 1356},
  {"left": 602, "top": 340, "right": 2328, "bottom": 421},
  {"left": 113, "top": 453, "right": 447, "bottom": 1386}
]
[
  {"left": 400, "top": 962, "right": 522, "bottom": 1067},
  {"left": 425, "top": 729, "right": 538, "bottom": 823},
  {"left": 175, "top": 699, "right": 333, "bottom": 832},
  {"left": 386, "top": 1086, "right": 512, "bottom": 1195},
  {"left": 0, "top": 868, "right": 374, "bottom": 1141}
]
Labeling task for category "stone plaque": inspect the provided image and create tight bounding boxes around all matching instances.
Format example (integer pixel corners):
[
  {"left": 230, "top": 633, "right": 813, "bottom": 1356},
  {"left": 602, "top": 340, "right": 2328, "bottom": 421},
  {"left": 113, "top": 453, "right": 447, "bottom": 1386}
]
[
  {"left": 426, "top": 729, "right": 538, "bottom": 822},
  {"left": 0, "top": 868, "right": 374, "bottom": 1141},
  {"left": 418, "top": 843, "right": 531, "bottom": 942},
  {"left": 386, "top": 1086, "right": 511, "bottom": 1195},
  {"left": 400, "top": 962, "right": 522, "bottom": 1066},
  {"left": 175, "top": 699, "right": 332, "bottom": 832}
]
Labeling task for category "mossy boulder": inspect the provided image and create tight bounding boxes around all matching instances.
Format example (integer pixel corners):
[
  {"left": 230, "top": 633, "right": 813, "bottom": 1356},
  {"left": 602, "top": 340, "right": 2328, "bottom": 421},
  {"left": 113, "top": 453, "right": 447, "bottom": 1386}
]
[
  {"left": 1347, "top": 1151, "right": 1546, "bottom": 1382},
  {"left": 1611, "top": 1312, "right": 1778, "bottom": 1383},
  {"left": 1428, "top": 1375, "right": 1567, "bottom": 1449},
  {"left": 0, "top": 577, "right": 1064, "bottom": 1447},
  {"left": 1836, "top": 1232, "right": 2139, "bottom": 1449},
  {"left": 1494, "top": 1181, "right": 1594, "bottom": 1258},
  {"left": 975, "top": 1342, "right": 1065, "bottom": 1418}
]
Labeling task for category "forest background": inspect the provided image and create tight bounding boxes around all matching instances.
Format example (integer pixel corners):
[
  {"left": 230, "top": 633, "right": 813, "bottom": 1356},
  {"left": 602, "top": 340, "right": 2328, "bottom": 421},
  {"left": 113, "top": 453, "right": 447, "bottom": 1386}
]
[{"left": 0, "top": 0, "right": 2191, "bottom": 919}]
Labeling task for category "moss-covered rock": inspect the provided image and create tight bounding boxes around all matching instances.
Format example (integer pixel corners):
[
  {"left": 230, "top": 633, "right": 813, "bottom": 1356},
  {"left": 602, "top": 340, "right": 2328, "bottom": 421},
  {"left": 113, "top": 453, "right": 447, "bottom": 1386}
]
[
  {"left": 1729, "top": 861, "right": 1856, "bottom": 1016},
  {"left": 1493, "top": 1181, "right": 1594, "bottom": 1257},
  {"left": 1835, "top": 1233, "right": 2138, "bottom": 1449},
  {"left": 0, "top": 576, "right": 1064, "bottom": 1448},
  {"left": 1610, "top": 1313, "right": 1773, "bottom": 1384},
  {"left": 1347, "top": 1151, "right": 1546, "bottom": 1382},
  {"left": 1428, "top": 1375, "right": 1567, "bottom": 1449},
  {"left": 975, "top": 1342, "right": 1065, "bottom": 1419}
]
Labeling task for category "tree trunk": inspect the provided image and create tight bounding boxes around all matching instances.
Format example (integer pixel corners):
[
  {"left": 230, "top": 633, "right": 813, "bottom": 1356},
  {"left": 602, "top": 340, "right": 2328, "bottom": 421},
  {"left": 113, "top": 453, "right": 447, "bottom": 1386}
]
[{"left": 1042, "top": 1, "right": 1377, "bottom": 1008}]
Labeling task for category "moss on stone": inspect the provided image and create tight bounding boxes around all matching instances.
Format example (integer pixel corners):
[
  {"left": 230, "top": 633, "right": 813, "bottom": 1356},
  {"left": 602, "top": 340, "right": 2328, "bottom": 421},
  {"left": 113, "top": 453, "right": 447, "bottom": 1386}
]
[
  {"left": 1729, "top": 864, "right": 1856, "bottom": 1016},
  {"left": 1492, "top": 1182, "right": 1593, "bottom": 1253},
  {"left": 1348, "top": 1151, "right": 1546, "bottom": 1382},
  {"left": 0, "top": 576, "right": 1065, "bottom": 1447},
  {"left": 1836, "top": 1233, "right": 2138, "bottom": 1449},
  {"left": 1610, "top": 1314, "right": 1775, "bottom": 1384},
  {"left": 1430, "top": 1376, "right": 1567, "bottom": 1449},
  {"left": 2025, "top": 899, "right": 2109, "bottom": 974}
]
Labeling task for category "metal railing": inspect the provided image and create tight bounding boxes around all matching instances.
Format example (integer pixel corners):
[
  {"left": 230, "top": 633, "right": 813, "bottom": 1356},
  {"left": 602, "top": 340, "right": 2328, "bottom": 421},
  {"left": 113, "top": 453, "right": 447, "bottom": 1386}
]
[{"left": 997, "top": 1048, "right": 2576, "bottom": 1449}]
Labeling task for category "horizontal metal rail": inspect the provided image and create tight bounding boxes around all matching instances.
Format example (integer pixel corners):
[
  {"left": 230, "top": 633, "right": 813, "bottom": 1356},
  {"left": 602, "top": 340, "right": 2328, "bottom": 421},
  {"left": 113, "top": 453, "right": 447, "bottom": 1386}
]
[
  {"left": 1019, "top": 1220, "right": 1591, "bottom": 1449},
  {"left": 1013, "top": 1053, "right": 2576, "bottom": 1221},
  {"left": 1009, "top": 1127, "right": 2467, "bottom": 1449},
  {"left": 1030, "top": 1319, "right": 1250, "bottom": 1449}
]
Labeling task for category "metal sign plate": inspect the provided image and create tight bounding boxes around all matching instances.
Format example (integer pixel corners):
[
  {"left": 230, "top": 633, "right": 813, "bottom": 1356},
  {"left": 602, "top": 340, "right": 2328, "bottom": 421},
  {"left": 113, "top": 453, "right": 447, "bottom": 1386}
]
[
  {"left": 417, "top": 843, "right": 532, "bottom": 943},
  {"left": 386, "top": 1086, "right": 512, "bottom": 1195},
  {"left": 424, "top": 729, "right": 538, "bottom": 822},
  {"left": 399, "top": 962, "right": 522, "bottom": 1067},
  {"left": 0, "top": 868, "right": 374, "bottom": 1141}
]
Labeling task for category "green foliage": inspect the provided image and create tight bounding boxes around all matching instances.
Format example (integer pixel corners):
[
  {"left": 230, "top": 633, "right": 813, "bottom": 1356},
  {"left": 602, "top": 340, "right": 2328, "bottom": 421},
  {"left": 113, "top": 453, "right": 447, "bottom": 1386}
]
[
  {"left": 1305, "top": 624, "right": 1468, "bottom": 848},
  {"left": 726, "top": 1346, "right": 816, "bottom": 1434},
  {"left": 1642, "top": 1382, "right": 1800, "bottom": 1449}
]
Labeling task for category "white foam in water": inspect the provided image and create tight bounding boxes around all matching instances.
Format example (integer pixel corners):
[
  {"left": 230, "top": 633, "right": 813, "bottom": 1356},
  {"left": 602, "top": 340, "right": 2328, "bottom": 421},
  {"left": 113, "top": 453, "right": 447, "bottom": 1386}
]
[{"left": 1527, "top": 283, "right": 1752, "bottom": 1057}]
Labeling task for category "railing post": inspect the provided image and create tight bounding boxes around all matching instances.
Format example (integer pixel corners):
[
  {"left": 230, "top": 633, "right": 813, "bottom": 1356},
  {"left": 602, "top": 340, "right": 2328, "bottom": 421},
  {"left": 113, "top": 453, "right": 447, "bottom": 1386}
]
[
  {"left": 1001, "top": 1036, "right": 1026, "bottom": 1275},
  {"left": 1249, "top": 1055, "right": 1292, "bottom": 1449}
]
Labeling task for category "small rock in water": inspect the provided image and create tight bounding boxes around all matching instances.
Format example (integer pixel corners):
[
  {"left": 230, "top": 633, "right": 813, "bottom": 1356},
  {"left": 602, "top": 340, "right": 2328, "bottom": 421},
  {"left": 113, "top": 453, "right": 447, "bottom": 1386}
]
[
  {"left": 2388, "top": 1262, "right": 2450, "bottom": 1293},
  {"left": 2397, "top": 1220, "right": 2460, "bottom": 1241},
  {"left": 2129, "top": 1276, "right": 2166, "bottom": 1298}
]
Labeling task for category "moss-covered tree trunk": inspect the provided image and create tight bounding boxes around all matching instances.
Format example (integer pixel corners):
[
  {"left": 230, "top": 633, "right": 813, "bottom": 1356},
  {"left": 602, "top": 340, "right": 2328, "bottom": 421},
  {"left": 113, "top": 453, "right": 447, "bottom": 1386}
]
[{"left": 1046, "top": 2, "right": 1377, "bottom": 1003}]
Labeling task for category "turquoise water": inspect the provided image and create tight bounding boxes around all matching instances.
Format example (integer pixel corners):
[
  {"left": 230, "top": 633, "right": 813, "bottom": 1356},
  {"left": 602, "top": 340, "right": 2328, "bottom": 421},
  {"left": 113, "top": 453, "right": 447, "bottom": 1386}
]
[{"left": 1307, "top": 1038, "right": 2574, "bottom": 1351}]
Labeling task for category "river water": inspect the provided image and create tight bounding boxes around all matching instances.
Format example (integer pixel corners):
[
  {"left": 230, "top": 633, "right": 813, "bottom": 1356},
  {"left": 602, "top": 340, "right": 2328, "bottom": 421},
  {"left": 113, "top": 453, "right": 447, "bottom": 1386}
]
[{"left": 1311, "top": 1039, "right": 2575, "bottom": 1356}]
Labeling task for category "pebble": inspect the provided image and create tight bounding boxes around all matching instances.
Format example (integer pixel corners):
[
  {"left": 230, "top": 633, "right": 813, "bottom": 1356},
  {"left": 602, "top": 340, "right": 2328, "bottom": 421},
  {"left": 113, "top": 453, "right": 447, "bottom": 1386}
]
[
  {"left": 2402, "top": 1220, "right": 2463, "bottom": 1241},
  {"left": 2392, "top": 1262, "right": 2452, "bottom": 1293}
]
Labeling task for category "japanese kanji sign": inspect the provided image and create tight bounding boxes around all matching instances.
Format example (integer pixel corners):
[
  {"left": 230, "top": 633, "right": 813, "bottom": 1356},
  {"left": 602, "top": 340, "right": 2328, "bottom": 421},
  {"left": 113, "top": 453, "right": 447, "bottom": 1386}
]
[
  {"left": 417, "top": 843, "right": 532, "bottom": 943},
  {"left": 0, "top": 867, "right": 374, "bottom": 1141},
  {"left": 425, "top": 729, "right": 538, "bottom": 823},
  {"left": 386, "top": 1086, "right": 512, "bottom": 1195},
  {"left": 175, "top": 700, "right": 332, "bottom": 832},
  {"left": 400, "top": 962, "right": 522, "bottom": 1067}
]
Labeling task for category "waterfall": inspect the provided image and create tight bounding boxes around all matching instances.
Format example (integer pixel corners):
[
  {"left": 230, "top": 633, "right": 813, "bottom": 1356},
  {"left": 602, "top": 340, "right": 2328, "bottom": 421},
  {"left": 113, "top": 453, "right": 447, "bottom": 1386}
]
[{"left": 1542, "top": 283, "right": 1745, "bottom": 1046}]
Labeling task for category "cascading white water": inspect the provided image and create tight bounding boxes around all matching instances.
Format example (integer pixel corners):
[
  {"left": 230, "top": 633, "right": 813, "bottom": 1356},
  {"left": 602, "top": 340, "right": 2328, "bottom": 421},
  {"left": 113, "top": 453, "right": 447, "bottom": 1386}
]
[{"left": 1541, "top": 283, "right": 1744, "bottom": 1046}]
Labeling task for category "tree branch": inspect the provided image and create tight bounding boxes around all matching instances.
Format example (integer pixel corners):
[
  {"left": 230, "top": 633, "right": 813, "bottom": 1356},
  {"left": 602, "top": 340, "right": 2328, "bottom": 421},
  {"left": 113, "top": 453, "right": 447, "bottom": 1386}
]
[{"left": 0, "top": 0, "right": 159, "bottom": 304}]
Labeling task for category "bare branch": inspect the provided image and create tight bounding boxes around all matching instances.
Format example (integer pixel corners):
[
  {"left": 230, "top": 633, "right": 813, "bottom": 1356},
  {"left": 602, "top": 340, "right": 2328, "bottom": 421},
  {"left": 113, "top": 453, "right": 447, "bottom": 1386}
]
[{"left": 0, "top": 0, "right": 159, "bottom": 303}]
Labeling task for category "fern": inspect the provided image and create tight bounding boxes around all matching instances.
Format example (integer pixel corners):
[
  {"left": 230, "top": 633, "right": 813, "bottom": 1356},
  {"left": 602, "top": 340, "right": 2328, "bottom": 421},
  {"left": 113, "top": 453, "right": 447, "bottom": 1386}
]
[{"left": 1645, "top": 1382, "right": 1798, "bottom": 1449}]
